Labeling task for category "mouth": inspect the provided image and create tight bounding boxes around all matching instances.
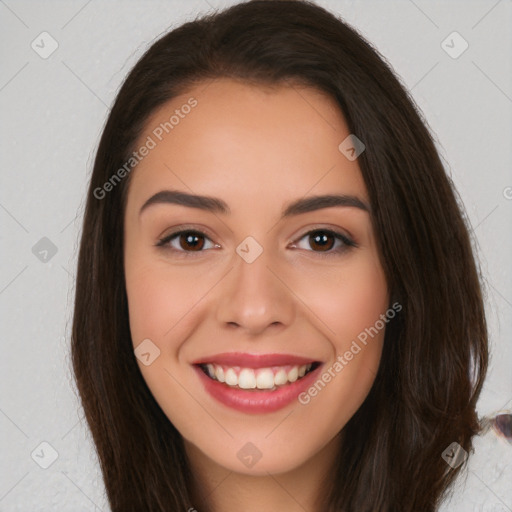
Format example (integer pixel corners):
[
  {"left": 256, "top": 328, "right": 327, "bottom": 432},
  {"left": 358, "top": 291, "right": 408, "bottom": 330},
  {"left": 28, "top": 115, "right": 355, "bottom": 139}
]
[
  {"left": 192, "top": 352, "right": 324, "bottom": 414},
  {"left": 191, "top": 352, "right": 324, "bottom": 414},
  {"left": 197, "top": 361, "right": 322, "bottom": 391}
]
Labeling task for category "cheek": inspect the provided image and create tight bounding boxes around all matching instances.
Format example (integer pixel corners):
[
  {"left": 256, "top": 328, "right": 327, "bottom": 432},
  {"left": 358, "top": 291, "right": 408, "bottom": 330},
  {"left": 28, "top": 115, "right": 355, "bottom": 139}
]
[
  {"left": 292, "top": 252, "right": 388, "bottom": 409},
  {"left": 125, "top": 260, "right": 195, "bottom": 349},
  {"left": 125, "top": 267, "right": 167, "bottom": 348},
  {"left": 295, "top": 253, "right": 389, "bottom": 348}
]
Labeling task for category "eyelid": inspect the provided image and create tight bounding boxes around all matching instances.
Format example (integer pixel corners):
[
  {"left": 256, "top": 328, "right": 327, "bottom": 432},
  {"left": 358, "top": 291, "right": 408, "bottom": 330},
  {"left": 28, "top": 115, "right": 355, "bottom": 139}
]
[
  {"left": 157, "top": 224, "right": 217, "bottom": 243},
  {"left": 155, "top": 225, "right": 220, "bottom": 254},
  {"left": 156, "top": 223, "right": 357, "bottom": 257},
  {"left": 292, "top": 224, "right": 356, "bottom": 245},
  {"left": 289, "top": 226, "right": 357, "bottom": 256}
]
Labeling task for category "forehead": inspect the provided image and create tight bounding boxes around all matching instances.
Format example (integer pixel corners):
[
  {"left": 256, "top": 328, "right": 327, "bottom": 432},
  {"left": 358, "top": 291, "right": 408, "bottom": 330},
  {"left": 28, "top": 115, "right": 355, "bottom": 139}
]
[{"left": 126, "top": 78, "right": 368, "bottom": 210}]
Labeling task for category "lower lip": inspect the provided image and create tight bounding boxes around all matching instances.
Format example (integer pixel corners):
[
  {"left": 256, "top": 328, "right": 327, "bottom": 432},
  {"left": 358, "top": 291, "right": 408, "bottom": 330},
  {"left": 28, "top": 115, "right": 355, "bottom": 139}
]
[{"left": 193, "top": 364, "right": 323, "bottom": 414}]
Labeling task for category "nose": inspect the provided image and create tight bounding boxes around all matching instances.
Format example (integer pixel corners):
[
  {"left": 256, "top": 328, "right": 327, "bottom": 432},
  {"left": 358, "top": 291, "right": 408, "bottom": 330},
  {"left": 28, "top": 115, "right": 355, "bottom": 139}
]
[{"left": 215, "top": 245, "right": 295, "bottom": 337}]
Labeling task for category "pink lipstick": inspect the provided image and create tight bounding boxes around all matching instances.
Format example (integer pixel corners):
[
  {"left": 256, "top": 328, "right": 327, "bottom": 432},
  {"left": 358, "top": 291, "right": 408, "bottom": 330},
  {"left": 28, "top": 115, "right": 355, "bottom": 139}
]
[{"left": 192, "top": 352, "right": 323, "bottom": 414}]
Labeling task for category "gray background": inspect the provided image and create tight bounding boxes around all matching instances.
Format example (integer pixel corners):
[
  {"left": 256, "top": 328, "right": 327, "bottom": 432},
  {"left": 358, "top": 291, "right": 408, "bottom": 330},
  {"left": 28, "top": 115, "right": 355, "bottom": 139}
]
[{"left": 0, "top": 0, "right": 511, "bottom": 510}]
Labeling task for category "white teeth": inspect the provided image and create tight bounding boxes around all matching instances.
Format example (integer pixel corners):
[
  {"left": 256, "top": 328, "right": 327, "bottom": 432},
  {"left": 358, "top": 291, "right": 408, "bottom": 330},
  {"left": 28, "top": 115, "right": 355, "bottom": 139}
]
[
  {"left": 225, "top": 368, "right": 238, "bottom": 386},
  {"left": 214, "top": 365, "right": 225, "bottom": 383},
  {"left": 238, "top": 369, "right": 257, "bottom": 389},
  {"left": 255, "top": 369, "right": 275, "bottom": 389},
  {"left": 274, "top": 369, "right": 288, "bottom": 386},
  {"left": 203, "top": 362, "right": 316, "bottom": 389},
  {"left": 206, "top": 364, "right": 215, "bottom": 378},
  {"left": 287, "top": 366, "right": 299, "bottom": 383}
]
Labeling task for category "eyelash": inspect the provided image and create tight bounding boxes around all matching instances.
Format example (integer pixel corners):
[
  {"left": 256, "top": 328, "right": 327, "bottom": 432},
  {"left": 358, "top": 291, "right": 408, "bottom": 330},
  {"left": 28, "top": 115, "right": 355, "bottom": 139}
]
[{"left": 155, "top": 226, "right": 357, "bottom": 258}]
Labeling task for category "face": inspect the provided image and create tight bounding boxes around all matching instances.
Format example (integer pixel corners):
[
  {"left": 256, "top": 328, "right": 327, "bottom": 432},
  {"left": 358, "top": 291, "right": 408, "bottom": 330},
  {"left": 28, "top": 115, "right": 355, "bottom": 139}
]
[{"left": 123, "top": 78, "right": 389, "bottom": 476}]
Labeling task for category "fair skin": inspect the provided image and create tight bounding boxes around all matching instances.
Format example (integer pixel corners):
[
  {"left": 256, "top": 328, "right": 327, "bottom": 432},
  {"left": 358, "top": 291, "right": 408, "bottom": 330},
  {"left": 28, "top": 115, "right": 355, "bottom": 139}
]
[{"left": 123, "top": 78, "right": 389, "bottom": 512}]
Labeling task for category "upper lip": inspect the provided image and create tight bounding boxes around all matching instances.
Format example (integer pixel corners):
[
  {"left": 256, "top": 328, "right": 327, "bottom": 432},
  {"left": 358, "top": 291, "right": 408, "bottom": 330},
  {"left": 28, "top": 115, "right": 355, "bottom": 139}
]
[{"left": 192, "top": 352, "right": 320, "bottom": 368}]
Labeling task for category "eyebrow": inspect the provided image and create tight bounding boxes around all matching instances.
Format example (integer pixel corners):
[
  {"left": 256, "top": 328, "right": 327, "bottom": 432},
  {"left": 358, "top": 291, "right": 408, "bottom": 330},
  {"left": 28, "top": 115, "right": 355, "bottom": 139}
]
[{"left": 139, "top": 190, "right": 370, "bottom": 218}]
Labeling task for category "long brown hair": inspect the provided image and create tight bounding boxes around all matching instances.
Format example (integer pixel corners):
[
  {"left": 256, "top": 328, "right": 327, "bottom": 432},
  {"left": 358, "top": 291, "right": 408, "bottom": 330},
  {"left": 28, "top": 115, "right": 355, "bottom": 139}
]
[{"left": 71, "top": 1, "right": 488, "bottom": 510}]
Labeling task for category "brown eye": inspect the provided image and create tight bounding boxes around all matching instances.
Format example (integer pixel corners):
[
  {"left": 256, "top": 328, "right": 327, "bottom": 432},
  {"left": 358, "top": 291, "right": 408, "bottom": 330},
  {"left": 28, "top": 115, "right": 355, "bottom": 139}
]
[
  {"left": 157, "top": 230, "right": 216, "bottom": 253},
  {"left": 178, "top": 232, "right": 205, "bottom": 251},
  {"left": 308, "top": 231, "right": 335, "bottom": 252},
  {"left": 292, "top": 228, "right": 356, "bottom": 256}
]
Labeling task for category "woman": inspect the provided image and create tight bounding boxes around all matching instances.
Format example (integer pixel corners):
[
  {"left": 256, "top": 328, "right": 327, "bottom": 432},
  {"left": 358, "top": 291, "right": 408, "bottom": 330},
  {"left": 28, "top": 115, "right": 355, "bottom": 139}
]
[{"left": 71, "top": 1, "right": 489, "bottom": 510}]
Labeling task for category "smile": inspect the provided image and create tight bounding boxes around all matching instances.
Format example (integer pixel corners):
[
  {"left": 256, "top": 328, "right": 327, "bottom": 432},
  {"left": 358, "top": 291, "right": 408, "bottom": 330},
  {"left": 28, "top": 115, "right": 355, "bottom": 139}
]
[
  {"left": 199, "top": 362, "right": 319, "bottom": 390},
  {"left": 192, "top": 352, "right": 323, "bottom": 413}
]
